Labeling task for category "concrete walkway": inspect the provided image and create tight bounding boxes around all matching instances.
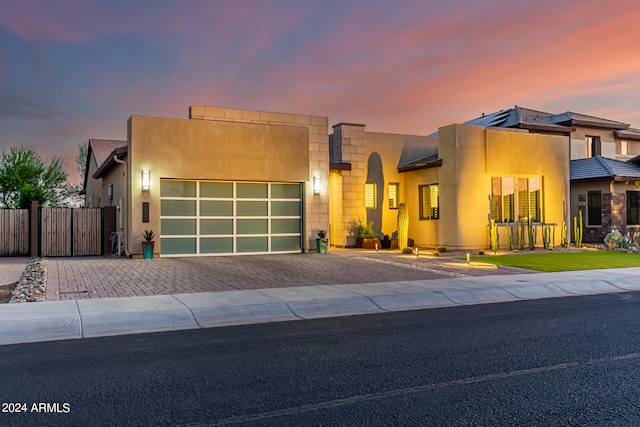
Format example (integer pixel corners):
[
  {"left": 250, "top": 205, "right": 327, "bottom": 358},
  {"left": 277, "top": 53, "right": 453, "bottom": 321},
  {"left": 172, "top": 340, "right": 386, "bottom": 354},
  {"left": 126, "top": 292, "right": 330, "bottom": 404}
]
[{"left": 1, "top": 252, "right": 640, "bottom": 345}]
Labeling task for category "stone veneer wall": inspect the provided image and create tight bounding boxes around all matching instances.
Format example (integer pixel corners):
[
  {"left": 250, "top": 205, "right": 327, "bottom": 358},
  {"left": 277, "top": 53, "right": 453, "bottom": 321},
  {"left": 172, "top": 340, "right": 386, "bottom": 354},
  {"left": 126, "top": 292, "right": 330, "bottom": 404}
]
[
  {"left": 189, "top": 106, "right": 329, "bottom": 252},
  {"left": 330, "top": 123, "right": 366, "bottom": 246}
]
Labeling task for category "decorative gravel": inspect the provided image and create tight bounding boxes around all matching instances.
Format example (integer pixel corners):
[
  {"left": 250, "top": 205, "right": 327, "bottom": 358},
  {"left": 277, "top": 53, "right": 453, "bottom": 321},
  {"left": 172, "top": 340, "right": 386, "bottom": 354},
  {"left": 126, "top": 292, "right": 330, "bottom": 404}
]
[{"left": 10, "top": 258, "right": 47, "bottom": 303}]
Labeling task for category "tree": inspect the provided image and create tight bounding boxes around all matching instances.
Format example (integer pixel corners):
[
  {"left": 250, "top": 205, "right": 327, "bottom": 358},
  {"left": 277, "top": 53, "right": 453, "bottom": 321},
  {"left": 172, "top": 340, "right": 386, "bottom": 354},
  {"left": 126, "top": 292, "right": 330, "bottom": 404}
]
[
  {"left": 76, "top": 140, "right": 88, "bottom": 184},
  {"left": 0, "top": 146, "right": 72, "bottom": 208}
]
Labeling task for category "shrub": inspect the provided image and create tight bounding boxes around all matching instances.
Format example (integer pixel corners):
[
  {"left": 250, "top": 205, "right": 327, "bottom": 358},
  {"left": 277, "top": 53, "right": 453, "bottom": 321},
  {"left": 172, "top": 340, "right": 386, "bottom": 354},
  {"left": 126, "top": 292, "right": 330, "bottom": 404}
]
[
  {"left": 478, "top": 249, "right": 485, "bottom": 255},
  {"left": 604, "top": 229, "right": 636, "bottom": 250},
  {"left": 402, "top": 247, "right": 413, "bottom": 254},
  {"left": 432, "top": 250, "right": 440, "bottom": 257},
  {"left": 355, "top": 221, "right": 379, "bottom": 239},
  {"left": 436, "top": 246, "right": 446, "bottom": 253}
]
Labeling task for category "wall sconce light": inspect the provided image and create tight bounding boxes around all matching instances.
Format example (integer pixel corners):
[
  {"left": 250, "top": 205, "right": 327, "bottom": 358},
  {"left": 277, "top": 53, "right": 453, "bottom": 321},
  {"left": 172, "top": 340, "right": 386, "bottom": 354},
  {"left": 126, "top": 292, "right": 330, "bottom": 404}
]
[
  {"left": 313, "top": 176, "right": 320, "bottom": 195},
  {"left": 141, "top": 170, "right": 150, "bottom": 192},
  {"left": 107, "top": 184, "right": 113, "bottom": 201}
]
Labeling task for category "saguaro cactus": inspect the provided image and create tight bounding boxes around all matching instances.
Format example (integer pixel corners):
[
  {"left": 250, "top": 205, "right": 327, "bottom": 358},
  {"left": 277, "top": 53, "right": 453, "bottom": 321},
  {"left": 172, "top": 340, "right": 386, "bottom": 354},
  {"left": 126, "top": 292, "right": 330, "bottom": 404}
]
[{"left": 397, "top": 202, "right": 409, "bottom": 250}]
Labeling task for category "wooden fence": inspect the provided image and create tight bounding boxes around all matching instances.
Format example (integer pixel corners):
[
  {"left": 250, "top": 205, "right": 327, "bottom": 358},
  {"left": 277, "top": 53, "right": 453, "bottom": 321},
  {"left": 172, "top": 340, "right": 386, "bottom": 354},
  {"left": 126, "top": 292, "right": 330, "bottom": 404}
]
[
  {"left": 0, "top": 209, "right": 29, "bottom": 256},
  {"left": 40, "top": 208, "right": 102, "bottom": 256},
  {"left": 0, "top": 205, "right": 111, "bottom": 257}
]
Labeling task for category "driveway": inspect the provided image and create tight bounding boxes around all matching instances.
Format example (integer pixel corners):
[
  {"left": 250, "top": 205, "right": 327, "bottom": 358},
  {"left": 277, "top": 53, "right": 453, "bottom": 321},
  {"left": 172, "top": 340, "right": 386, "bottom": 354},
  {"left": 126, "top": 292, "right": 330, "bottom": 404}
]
[{"left": 44, "top": 249, "right": 533, "bottom": 301}]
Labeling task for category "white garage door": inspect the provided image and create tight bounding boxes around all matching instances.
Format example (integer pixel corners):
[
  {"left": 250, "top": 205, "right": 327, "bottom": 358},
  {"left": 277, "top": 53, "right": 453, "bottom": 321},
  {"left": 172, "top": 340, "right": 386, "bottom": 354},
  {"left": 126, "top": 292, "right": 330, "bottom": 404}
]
[{"left": 160, "top": 180, "right": 303, "bottom": 256}]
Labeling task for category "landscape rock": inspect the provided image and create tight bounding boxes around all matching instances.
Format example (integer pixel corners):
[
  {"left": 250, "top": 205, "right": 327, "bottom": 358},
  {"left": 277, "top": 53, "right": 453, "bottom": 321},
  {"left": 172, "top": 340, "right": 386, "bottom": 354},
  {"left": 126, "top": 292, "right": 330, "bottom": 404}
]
[{"left": 9, "top": 258, "right": 47, "bottom": 303}]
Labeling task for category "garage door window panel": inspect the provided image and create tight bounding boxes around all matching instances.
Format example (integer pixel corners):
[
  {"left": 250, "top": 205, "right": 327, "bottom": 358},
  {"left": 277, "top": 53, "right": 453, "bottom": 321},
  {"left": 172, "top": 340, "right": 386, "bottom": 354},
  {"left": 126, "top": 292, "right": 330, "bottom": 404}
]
[{"left": 200, "top": 238, "right": 234, "bottom": 254}]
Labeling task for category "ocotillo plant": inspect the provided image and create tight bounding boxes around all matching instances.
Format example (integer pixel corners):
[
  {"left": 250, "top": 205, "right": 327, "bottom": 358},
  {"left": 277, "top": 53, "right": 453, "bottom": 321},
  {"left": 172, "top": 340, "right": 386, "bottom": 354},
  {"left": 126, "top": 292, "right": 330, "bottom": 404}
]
[
  {"left": 490, "top": 219, "right": 499, "bottom": 253},
  {"left": 519, "top": 221, "right": 525, "bottom": 250},
  {"left": 397, "top": 202, "right": 409, "bottom": 250},
  {"left": 506, "top": 221, "right": 512, "bottom": 251}
]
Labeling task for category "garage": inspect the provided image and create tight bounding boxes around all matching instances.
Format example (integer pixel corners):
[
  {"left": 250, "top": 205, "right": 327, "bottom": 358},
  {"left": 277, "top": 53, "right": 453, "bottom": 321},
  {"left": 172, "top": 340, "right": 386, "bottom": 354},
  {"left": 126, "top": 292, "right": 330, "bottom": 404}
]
[{"left": 160, "top": 180, "right": 303, "bottom": 256}]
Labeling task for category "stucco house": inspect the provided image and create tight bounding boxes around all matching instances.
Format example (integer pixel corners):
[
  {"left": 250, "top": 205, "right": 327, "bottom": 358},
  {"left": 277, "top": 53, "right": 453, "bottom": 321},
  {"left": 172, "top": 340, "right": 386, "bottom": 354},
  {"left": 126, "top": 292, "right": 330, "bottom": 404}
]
[
  {"left": 329, "top": 122, "right": 569, "bottom": 250},
  {"left": 460, "top": 106, "right": 640, "bottom": 160},
  {"left": 570, "top": 156, "right": 640, "bottom": 243},
  {"left": 83, "top": 104, "right": 578, "bottom": 256}
]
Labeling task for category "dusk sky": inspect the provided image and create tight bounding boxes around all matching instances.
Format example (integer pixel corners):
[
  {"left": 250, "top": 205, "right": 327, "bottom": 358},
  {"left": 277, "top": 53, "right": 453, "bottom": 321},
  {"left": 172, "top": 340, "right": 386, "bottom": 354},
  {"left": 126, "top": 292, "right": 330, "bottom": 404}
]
[{"left": 1, "top": 0, "right": 639, "bottom": 183}]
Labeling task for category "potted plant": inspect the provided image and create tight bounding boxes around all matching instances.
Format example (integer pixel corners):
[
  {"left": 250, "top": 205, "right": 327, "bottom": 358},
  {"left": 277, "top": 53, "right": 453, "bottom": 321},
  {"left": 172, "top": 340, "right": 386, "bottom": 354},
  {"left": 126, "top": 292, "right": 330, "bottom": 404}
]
[
  {"left": 380, "top": 234, "right": 391, "bottom": 249},
  {"left": 316, "top": 229, "right": 328, "bottom": 254},
  {"left": 141, "top": 230, "right": 155, "bottom": 259},
  {"left": 345, "top": 218, "right": 359, "bottom": 248},
  {"left": 356, "top": 221, "right": 380, "bottom": 249}
]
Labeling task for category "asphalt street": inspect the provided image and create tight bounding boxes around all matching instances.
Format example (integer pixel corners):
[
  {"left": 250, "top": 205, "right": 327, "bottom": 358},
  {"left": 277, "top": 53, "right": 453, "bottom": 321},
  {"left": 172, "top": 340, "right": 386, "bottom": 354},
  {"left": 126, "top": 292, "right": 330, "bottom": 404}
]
[{"left": 2, "top": 291, "right": 640, "bottom": 426}]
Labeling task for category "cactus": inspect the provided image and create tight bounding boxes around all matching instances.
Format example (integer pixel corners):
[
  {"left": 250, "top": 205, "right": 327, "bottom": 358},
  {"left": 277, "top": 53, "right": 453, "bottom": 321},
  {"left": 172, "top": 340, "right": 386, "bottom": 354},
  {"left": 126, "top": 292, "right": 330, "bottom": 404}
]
[
  {"left": 505, "top": 221, "right": 512, "bottom": 251},
  {"left": 573, "top": 210, "right": 583, "bottom": 248},
  {"left": 542, "top": 225, "right": 550, "bottom": 250},
  {"left": 552, "top": 224, "right": 556, "bottom": 249},
  {"left": 397, "top": 202, "right": 409, "bottom": 250},
  {"left": 561, "top": 221, "right": 568, "bottom": 248},
  {"left": 528, "top": 218, "right": 535, "bottom": 250},
  {"left": 519, "top": 221, "right": 525, "bottom": 250},
  {"left": 490, "top": 219, "right": 499, "bottom": 253}
]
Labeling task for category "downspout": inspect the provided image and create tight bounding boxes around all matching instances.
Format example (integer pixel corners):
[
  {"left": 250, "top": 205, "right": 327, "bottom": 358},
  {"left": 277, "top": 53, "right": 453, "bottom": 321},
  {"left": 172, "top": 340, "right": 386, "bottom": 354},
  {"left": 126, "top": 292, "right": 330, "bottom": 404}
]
[{"left": 113, "top": 155, "right": 131, "bottom": 258}]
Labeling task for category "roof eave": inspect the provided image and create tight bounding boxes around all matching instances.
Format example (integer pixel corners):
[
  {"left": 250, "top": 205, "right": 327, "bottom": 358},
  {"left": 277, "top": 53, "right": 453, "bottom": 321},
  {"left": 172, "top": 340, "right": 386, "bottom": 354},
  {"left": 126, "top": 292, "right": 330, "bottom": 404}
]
[
  {"left": 517, "top": 123, "right": 575, "bottom": 133},
  {"left": 92, "top": 148, "right": 127, "bottom": 179},
  {"left": 615, "top": 130, "right": 640, "bottom": 141},
  {"left": 398, "top": 158, "right": 443, "bottom": 173}
]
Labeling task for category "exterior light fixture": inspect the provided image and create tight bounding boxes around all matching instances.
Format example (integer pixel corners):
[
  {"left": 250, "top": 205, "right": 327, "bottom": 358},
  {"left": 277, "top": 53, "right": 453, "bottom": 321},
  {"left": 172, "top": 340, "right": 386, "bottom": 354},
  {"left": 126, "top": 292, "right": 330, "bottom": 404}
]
[
  {"left": 141, "top": 170, "right": 150, "bottom": 192},
  {"left": 107, "top": 184, "right": 113, "bottom": 201},
  {"left": 313, "top": 176, "right": 320, "bottom": 195}
]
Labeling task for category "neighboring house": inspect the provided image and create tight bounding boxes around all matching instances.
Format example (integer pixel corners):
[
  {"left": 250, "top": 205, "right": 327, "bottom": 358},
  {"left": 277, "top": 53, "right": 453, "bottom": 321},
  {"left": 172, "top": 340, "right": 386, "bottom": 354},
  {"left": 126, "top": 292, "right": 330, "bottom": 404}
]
[
  {"left": 457, "top": 106, "right": 640, "bottom": 160},
  {"left": 570, "top": 156, "right": 640, "bottom": 243},
  {"left": 82, "top": 139, "right": 127, "bottom": 210}
]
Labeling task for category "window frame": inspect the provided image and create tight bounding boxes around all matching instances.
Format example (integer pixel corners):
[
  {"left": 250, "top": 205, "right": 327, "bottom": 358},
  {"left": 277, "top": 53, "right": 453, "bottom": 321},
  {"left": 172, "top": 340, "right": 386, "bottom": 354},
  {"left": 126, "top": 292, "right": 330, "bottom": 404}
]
[
  {"left": 419, "top": 183, "right": 440, "bottom": 220},
  {"left": 365, "top": 182, "right": 377, "bottom": 210},
  {"left": 491, "top": 176, "right": 542, "bottom": 223},
  {"left": 586, "top": 136, "right": 602, "bottom": 158},
  {"left": 587, "top": 191, "right": 602, "bottom": 226},
  {"left": 388, "top": 182, "right": 399, "bottom": 209},
  {"left": 627, "top": 191, "right": 640, "bottom": 225}
]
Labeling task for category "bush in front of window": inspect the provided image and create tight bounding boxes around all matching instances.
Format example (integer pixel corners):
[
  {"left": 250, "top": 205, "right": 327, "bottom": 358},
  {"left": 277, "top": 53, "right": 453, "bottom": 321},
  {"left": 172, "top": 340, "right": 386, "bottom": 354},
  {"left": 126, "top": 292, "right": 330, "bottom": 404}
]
[{"left": 604, "top": 229, "right": 636, "bottom": 250}]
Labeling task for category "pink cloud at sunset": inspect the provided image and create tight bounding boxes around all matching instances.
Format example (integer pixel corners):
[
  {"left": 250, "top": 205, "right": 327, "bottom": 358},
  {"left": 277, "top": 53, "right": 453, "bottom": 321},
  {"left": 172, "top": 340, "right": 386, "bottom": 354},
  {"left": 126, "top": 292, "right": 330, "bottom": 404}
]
[{"left": 0, "top": 0, "right": 639, "bottom": 183}]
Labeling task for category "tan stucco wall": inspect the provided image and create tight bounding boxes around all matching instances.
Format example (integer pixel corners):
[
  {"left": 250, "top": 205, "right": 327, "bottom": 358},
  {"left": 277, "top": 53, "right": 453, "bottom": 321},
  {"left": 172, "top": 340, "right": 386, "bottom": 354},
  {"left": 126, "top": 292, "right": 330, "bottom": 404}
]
[
  {"left": 403, "top": 167, "right": 440, "bottom": 247},
  {"left": 364, "top": 132, "right": 435, "bottom": 237},
  {"left": 329, "top": 124, "right": 435, "bottom": 245},
  {"left": 189, "top": 106, "right": 330, "bottom": 251},
  {"left": 127, "top": 113, "right": 316, "bottom": 255},
  {"left": 406, "top": 124, "right": 570, "bottom": 249}
]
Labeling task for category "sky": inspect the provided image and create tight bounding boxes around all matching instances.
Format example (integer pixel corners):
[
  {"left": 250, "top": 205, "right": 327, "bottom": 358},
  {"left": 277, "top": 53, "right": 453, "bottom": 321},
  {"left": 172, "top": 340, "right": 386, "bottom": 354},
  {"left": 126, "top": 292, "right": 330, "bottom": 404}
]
[{"left": 1, "top": 0, "right": 639, "bottom": 183}]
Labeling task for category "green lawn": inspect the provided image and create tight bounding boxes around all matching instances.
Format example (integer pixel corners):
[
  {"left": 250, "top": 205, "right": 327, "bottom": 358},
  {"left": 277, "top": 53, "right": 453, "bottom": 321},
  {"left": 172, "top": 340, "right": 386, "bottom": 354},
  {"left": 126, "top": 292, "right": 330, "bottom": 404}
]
[{"left": 469, "top": 251, "right": 640, "bottom": 272}]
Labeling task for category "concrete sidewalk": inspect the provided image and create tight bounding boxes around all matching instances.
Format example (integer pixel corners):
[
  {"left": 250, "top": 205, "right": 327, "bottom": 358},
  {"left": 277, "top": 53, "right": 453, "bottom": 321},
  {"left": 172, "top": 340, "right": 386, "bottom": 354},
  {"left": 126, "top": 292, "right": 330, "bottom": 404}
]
[{"left": 2, "top": 266, "right": 640, "bottom": 346}]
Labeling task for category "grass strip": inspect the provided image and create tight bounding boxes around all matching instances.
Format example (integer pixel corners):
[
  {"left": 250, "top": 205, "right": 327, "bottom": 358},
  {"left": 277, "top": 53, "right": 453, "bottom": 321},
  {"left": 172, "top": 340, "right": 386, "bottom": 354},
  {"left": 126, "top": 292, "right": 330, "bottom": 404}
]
[{"left": 469, "top": 251, "right": 640, "bottom": 272}]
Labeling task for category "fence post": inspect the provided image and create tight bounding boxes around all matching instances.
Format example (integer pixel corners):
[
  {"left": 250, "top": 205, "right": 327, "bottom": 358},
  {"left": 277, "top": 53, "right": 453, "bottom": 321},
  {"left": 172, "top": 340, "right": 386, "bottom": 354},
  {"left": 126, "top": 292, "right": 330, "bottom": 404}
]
[
  {"left": 103, "top": 206, "right": 116, "bottom": 255},
  {"left": 30, "top": 200, "right": 40, "bottom": 257}
]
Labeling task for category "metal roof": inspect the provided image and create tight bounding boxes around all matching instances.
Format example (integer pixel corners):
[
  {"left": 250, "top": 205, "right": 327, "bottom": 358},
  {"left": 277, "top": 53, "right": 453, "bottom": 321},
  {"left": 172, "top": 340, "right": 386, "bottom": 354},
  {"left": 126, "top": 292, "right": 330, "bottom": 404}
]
[
  {"left": 430, "top": 106, "right": 575, "bottom": 136},
  {"left": 570, "top": 156, "right": 640, "bottom": 182}
]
